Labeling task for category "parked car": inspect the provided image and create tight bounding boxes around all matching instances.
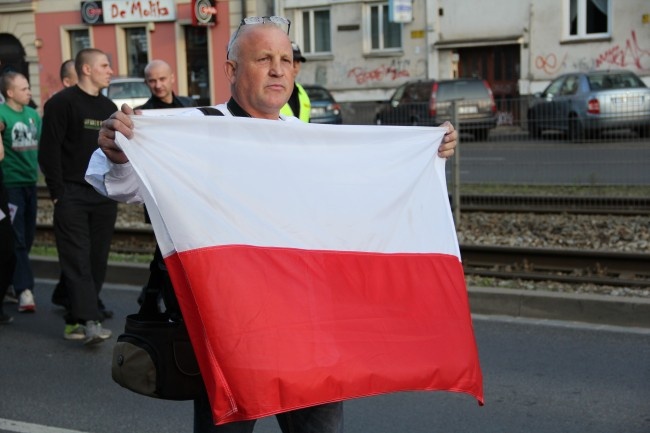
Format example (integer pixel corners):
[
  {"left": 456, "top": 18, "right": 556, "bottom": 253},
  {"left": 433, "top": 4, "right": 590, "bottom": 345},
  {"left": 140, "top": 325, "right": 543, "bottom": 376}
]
[
  {"left": 374, "top": 78, "right": 497, "bottom": 140},
  {"left": 527, "top": 70, "right": 650, "bottom": 140},
  {"left": 303, "top": 84, "right": 343, "bottom": 124},
  {"left": 102, "top": 77, "right": 150, "bottom": 108}
]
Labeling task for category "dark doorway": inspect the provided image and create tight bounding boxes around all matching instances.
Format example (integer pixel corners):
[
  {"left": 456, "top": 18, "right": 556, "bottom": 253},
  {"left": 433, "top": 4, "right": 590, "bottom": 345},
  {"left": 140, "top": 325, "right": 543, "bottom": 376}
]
[
  {"left": 0, "top": 33, "right": 29, "bottom": 78},
  {"left": 457, "top": 44, "right": 521, "bottom": 124}
]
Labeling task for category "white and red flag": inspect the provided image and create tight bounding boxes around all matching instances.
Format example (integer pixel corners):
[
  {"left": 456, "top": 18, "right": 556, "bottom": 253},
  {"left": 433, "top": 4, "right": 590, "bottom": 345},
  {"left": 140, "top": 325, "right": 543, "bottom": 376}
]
[{"left": 115, "top": 115, "right": 483, "bottom": 424}]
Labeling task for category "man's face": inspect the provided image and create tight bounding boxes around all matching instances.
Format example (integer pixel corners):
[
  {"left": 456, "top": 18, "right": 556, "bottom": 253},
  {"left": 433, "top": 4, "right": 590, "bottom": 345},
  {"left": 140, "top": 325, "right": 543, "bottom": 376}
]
[
  {"left": 145, "top": 65, "right": 175, "bottom": 102},
  {"left": 8, "top": 75, "right": 32, "bottom": 107},
  {"left": 88, "top": 53, "right": 113, "bottom": 90},
  {"left": 227, "top": 25, "right": 294, "bottom": 119}
]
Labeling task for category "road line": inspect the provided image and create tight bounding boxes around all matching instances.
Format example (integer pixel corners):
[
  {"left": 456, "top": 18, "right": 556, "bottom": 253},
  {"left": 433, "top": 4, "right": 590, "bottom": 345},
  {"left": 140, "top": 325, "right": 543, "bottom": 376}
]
[
  {"left": 0, "top": 419, "right": 91, "bottom": 433},
  {"left": 472, "top": 313, "right": 650, "bottom": 335}
]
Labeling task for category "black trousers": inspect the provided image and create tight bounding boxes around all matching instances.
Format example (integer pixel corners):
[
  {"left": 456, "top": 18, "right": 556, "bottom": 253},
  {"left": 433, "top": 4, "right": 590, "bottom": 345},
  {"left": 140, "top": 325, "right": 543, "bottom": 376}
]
[{"left": 53, "top": 182, "right": 117, "bottom": 323}]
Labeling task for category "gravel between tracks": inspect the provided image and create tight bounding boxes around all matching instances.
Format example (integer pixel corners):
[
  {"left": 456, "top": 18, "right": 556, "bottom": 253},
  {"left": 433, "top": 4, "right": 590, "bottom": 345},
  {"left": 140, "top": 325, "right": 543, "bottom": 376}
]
[{"left": 37, "top": 202, "right": 650, "bottom": 298}]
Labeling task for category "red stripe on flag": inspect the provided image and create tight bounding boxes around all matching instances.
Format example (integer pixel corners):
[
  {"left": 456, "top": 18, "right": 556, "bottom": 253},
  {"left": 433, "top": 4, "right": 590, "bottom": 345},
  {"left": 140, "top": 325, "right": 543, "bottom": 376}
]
[{"left": 166, "top": 245, "right": 483, "bottom": 424}]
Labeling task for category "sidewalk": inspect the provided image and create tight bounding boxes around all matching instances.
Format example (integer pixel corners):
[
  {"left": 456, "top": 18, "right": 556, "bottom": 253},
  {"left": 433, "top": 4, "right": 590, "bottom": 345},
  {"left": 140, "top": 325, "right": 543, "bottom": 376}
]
[{"left": 31, "top": 256, "right": 650, "bottom": 329}]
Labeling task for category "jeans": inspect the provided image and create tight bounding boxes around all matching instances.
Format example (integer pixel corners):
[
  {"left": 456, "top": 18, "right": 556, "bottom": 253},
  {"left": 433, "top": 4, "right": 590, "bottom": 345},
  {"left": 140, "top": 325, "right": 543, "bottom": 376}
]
[
  {"left": 7, "top": 186, "right": 37, "bottom": 293},
  {"left": 193, "top": 391, "right": 344, "bottom": 433}
]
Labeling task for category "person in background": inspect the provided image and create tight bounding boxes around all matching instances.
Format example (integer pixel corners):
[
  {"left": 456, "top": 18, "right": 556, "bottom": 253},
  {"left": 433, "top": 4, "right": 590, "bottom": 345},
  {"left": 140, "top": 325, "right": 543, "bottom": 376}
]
[
  {"left": 50, "top": 58, "right": 80, "bottom": 310},
  {"left": 138, "top": 59, "right": 197, "bottom": 110},
  {"left": 90, "top": 18, "right": 457, "bottom": 432},
  {"left": 280, "top": 42, "right": 310, "bottom": 122},
  {"left": 0, "top": 71, "right": 41, "bottom": 313},
  {"left": 136, "top": 59, "right": 197, "bottom": 310},
  {"left": 60, "top": 59, "right": 78, "bottom": 88},
  {"left": 39, "top": 48, "right": 117, "bottom": 345}
]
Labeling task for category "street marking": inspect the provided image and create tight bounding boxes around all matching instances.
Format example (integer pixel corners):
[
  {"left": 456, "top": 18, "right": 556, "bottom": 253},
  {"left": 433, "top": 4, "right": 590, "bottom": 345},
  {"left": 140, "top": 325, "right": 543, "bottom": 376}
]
[
  {"left": 472, "top": 313, "right": 650, "bottom": 335},
  {"left": 0, "top": 419, "right": 91, "bottom": 433}
]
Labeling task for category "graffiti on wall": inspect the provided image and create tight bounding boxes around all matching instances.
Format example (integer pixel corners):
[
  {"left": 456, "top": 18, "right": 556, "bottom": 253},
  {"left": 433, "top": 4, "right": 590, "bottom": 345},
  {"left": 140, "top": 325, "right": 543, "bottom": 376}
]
[
  {"left": 534, "top": 53, "right": 567, "bottom": 75},
  {"left": 347, "top": 59, "right": 412, "bottom": 84},
  {"left": 595, "top": 30, "right": 650, "bottom": 69},
  {"left": 534, "top": 30, "right": 650, "bottom": 75}
]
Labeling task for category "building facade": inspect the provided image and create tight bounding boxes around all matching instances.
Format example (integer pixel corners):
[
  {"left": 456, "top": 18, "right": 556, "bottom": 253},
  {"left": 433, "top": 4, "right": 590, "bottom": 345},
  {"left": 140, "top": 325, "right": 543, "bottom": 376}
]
[{"left": 1, "top": 0, "right": 648, "bottom": 118}]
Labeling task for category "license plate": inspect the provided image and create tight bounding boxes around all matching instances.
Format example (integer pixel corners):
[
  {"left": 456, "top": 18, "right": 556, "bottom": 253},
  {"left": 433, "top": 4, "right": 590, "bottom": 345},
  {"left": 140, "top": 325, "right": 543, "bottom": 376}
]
[
  {"left": 612, "top": 96, "right": 642, "bottom": 104},
  {"left": 310, "top": 107, "right": 326, "bottom": 115},
  {"left": 458, "top": 106, "right": 478, "bottom": 114}
]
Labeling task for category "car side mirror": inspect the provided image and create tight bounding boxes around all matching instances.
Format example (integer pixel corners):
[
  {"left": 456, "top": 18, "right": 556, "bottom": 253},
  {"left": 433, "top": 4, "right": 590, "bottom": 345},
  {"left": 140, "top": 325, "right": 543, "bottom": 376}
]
[{"left": 391, "top": 100, "right": 399, "bottom": 108}]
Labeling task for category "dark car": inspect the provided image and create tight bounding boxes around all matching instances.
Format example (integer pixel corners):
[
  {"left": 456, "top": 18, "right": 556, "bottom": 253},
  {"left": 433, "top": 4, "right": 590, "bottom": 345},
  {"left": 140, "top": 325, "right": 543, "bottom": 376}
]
[
  {"left": 374, "top": 78, "right": 497, "bottom": 140},
  {"left": 527, "top": 70, "right": 650, "bottom": 140},
  {"left": 303, "top": 84, "right": 343, "bottom": 124}
]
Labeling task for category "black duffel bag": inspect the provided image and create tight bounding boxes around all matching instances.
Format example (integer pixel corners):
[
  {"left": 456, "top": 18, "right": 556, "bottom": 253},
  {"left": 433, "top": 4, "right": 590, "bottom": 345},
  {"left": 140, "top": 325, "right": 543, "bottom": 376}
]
[{"left": 111, "top": 267, "right": 204, "bottom": 401}]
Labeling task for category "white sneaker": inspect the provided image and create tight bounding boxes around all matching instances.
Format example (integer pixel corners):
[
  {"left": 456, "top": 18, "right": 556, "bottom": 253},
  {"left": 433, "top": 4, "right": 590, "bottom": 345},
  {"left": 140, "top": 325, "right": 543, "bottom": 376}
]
[
  {"left": 84, "top": 320, "right": 112, "bottom": 346},
  {"left": 18, "top": 289, "right": 36, "bottom": 313}
]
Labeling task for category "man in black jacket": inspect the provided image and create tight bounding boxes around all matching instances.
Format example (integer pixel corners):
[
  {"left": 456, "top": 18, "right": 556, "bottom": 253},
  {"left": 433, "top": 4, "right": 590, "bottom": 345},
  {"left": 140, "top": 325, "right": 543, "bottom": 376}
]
[
  {"left": 138, "top": 60, "right": 197, "bottom": 110},
  {"left": 136, "top": 59, "right": 196, "bottom": 314}
]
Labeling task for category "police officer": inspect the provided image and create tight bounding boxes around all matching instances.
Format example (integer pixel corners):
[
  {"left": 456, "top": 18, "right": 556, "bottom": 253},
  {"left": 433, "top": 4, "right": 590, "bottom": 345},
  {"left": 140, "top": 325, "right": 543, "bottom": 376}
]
[{"left": 280, "top": 42, "right": 311, "bottom": 122}]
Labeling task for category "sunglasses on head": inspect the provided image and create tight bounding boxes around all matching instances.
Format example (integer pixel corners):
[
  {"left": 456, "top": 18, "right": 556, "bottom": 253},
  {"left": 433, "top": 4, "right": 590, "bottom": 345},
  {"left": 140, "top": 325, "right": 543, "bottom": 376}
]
[{"left": 227, "top": 16, "right": 292, "bottom": 59}]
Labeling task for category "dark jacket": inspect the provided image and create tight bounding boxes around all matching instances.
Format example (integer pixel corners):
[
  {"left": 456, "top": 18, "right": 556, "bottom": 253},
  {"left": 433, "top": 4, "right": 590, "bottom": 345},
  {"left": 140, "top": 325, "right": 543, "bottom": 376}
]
[{"left": 137, "top": 94, "right": 197, "bottom": 110}]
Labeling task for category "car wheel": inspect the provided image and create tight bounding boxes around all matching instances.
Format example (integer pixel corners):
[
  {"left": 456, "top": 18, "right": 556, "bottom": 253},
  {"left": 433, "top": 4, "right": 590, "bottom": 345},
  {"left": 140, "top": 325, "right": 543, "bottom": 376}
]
[
  {"left": 527, "top": 114, "right": 542, "bottom": 138},
  {"left": 636, "top": 125, "right": 650, "bottom": 138},
  {"left": 568, "top": 116, "right": 584, "bottom": 142}
]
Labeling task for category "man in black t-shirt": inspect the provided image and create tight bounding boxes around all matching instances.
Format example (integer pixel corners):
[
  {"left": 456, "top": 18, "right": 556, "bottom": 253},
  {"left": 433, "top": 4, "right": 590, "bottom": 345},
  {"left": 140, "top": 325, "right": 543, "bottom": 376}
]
[{"left": 39, "top": 48, "right": 117, "bottom": 346}]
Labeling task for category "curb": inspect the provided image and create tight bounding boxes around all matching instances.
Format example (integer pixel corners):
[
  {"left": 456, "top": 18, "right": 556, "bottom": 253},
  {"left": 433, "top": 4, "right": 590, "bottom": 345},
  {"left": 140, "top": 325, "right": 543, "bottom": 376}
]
[{"left": 31, "top": 256, "right": 650, "bottom": 329}]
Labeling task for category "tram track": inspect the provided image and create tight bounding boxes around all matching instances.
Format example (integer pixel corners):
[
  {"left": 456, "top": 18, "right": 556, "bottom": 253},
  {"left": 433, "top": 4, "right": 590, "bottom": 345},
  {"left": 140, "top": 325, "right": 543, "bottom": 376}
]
[{"left": 34, "top": 223, "right": 650, "bottom": 289}]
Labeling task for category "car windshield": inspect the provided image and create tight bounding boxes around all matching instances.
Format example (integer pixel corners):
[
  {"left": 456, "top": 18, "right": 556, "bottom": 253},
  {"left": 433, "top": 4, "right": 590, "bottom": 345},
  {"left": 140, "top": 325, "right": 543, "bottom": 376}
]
[
  {"left": 588, "top": 73, "right": 646, "bottom": 90},
  {"left": 305, "top": 87, "right": 331, "bottom": 100}
]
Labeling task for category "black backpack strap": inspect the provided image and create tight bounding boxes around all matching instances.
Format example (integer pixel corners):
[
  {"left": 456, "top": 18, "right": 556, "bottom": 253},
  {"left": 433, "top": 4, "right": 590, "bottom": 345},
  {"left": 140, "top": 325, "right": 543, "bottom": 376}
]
[{"left": 197, "top": 106, "right": 224, "bottom": 116}]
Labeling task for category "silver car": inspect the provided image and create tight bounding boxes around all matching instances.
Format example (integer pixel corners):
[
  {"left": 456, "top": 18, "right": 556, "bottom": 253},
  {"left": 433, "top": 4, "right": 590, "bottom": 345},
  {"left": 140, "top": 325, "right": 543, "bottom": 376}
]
[
  {"left": 527, "top": 70, "right": 650, "bottom": 140},
  {"left": 102, "top": 77, "right": 150, "bottom": 109}
]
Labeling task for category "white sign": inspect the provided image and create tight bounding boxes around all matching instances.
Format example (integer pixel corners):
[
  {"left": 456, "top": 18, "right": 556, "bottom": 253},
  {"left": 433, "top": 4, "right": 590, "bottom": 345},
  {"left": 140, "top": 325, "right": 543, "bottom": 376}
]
[
  {"left": 103, "top": 0, "right": 176, "bottom": 23},
  {"left": 389, "top": 0, "right": 413, "bottom": 23}
]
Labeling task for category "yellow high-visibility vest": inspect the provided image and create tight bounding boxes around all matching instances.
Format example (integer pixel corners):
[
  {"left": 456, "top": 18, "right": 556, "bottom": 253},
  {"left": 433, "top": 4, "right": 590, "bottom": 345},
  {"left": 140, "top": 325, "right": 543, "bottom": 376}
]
[{"left": 281, "top": 83, "right": 311, "bottom": 122}]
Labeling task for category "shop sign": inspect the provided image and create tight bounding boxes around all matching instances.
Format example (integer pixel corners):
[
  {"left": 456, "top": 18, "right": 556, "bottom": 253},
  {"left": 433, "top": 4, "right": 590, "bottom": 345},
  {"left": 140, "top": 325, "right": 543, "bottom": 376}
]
[
  {"left": 81, "top": 0, "right": 176, "bottom": 24},
  {"left": 192, "top": 0, "right": 217, "bottom": 26},
  {"left": 388, "top": 0, "right": 413, "bottom": 23}
]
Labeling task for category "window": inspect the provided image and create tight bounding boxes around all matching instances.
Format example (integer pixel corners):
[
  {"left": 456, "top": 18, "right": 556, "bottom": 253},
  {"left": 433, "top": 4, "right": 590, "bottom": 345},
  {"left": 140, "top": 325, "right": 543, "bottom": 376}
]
[
  {"left": 368, "top": 3, "right": 402, "bottom": 51},
  {"left": 567, "top": 0, "right": 609, "bottom": 39},
  {"left": 125, "top": 27, "right": 148, "bottom": 77},
  {"left": 69, "top": 29, "right": 90, "bottom": 59},
  {"left": 185, "top": 26, "right": 210, "bottom": 107},
  {"left": 301, "top": 9, "right": 331, "bottom": 55}
]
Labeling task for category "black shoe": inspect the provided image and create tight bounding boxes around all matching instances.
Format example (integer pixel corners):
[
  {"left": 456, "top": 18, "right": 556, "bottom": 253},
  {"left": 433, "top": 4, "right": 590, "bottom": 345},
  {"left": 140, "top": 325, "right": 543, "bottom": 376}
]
[
  {"left": 0, "top": 313, "right": 14, "bottom": 324},
  {"left": 98, "top": 299, "right": 114, "bottom": 320}
]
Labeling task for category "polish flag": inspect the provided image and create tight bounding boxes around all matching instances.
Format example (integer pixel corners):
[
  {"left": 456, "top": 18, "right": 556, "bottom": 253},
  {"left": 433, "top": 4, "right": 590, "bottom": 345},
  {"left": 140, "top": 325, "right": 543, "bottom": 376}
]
[{"left": 115, "top": 115, "right": 483, "bottom": 424}]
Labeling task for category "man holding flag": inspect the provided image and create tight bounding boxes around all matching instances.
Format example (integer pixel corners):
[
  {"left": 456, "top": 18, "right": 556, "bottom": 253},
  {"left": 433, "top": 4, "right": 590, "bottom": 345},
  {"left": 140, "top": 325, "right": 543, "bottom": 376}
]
[{"left": 89, "top": 16, "right": 474, "bottom": 433}]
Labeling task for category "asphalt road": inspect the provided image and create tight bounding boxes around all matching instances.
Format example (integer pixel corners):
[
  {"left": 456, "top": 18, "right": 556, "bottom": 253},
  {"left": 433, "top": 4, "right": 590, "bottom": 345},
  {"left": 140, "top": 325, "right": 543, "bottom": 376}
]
[
  {"left": 1, "top": 279, "right": 648, "bottom": 433},
  {"left": 447, "top": 132, "right": 650, "bottom": 186}
]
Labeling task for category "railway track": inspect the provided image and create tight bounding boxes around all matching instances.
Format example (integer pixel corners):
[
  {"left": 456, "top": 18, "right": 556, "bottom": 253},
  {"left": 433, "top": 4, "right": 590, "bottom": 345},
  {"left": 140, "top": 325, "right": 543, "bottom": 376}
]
[
  {"left": 36, "top": 186, "right": 650, "bottom": 215},
  {"left": 34, "top": 224, "right": 650, "bottom": 288}
]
